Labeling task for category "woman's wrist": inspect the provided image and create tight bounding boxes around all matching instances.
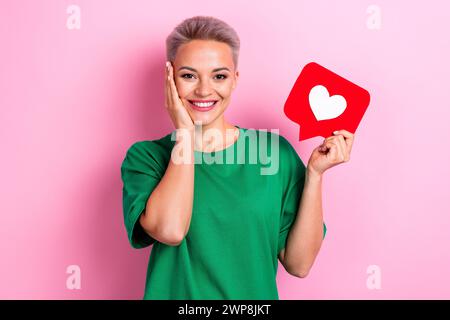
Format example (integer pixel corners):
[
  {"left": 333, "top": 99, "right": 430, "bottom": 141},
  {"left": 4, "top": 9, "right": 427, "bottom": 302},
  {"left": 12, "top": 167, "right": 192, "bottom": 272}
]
[
  {"left": 175, "top": 125, "right": 194, "bottom": 136},
  {"left": 306, "top": 166, "right": 323, "bottom": 182}
]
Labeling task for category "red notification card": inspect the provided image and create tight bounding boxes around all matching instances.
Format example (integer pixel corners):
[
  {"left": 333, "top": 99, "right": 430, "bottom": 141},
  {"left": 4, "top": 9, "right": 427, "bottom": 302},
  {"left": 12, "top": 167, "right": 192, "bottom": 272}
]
[{"left": 284, "top": 62, "right": 370, "bottom": 140}]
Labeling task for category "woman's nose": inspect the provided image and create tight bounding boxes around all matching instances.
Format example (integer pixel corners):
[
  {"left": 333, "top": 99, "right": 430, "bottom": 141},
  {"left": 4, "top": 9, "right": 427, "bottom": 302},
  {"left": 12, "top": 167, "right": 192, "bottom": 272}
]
[{"left": 194, "top": 81, "right": 213, "bottom": 96}]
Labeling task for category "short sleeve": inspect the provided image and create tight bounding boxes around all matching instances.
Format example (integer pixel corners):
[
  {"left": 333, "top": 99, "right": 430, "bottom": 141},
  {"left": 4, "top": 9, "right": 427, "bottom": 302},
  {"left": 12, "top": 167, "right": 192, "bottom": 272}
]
[
  {"left": 121, "top": 142, "right": 162, "bottom": 249},
  {"left": 278, "top": 178, "right": 328, "bottom": 255},
  {"left": 277, "top": 139, "right": 327, "bottom": 256}
]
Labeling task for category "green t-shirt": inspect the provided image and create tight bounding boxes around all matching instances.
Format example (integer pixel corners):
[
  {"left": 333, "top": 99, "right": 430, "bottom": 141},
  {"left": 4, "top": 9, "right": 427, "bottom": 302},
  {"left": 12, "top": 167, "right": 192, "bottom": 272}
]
[{"left": 121, "top": 126, "right": 326, "bottom": 300}]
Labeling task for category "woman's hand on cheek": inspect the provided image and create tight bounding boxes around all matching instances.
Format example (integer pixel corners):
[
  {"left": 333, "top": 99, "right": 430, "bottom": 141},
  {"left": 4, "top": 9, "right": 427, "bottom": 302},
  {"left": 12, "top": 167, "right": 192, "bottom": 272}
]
[
  {"left": 165, "top": 61, "right": 195, "bottom": 130},
  {"left": 306, "top": 129, "right": 355, "bottom": 176}
]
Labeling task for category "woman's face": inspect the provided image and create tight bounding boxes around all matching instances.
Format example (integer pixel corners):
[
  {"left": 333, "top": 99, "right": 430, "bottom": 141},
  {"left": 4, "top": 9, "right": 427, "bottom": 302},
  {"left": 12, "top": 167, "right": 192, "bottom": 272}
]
[{"left": 172, "top": 39, "right": 239, "bottom": 127}]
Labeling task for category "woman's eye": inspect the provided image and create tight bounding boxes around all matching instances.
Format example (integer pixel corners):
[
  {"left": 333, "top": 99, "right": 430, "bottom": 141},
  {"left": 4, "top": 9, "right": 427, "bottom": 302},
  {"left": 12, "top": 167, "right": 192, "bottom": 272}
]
[
  {"left": 215, "top": 74, "right": 227, "bottom": 80},
  {"left": 181, "top": 74, "right": 194, "bottom": 79}
]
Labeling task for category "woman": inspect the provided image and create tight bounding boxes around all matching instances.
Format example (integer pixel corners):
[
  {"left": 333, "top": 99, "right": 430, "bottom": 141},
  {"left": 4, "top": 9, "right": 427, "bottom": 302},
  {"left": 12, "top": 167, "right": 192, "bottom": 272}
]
[{"left": 121, "top": 16, "right": 354, "bottom": 300}]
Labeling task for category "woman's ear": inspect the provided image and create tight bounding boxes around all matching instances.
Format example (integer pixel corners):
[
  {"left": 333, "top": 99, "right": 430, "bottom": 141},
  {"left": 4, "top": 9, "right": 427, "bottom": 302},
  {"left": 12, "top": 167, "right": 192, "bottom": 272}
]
[{"left": 232, "top": 70, "right": 239, "bottom": 90}]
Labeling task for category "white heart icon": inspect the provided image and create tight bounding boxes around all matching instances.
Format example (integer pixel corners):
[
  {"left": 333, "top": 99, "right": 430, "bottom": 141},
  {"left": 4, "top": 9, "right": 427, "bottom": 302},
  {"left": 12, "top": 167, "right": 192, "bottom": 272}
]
[{"left": 308, "top": 85, "right": 347, "bottom": 121}]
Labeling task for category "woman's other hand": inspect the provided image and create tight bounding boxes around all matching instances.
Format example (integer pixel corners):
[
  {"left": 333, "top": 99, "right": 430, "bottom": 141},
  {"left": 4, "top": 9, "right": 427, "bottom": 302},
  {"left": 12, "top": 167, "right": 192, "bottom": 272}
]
[{"left": 307, "top": 129, "right": 355, "bottom": 176}]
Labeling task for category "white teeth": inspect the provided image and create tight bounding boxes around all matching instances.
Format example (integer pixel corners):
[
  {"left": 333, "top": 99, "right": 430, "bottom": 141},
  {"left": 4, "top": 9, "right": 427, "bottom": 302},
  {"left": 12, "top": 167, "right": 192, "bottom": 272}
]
[{"left": 191, "top": 101, "right": 216, "bottom": 107}]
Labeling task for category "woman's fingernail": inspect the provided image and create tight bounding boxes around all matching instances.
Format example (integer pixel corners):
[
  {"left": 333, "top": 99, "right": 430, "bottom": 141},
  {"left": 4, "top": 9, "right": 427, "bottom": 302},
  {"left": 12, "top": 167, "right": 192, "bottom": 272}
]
[{"left": 333, "top": 131, "right": 339, "bottom": 135}]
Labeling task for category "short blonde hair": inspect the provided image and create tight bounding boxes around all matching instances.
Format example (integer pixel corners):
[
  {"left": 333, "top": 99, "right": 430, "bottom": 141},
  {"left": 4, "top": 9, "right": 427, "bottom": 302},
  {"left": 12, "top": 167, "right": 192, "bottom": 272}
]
[{"left": 166, "top": 16, "right": 240, "bottom": 69}]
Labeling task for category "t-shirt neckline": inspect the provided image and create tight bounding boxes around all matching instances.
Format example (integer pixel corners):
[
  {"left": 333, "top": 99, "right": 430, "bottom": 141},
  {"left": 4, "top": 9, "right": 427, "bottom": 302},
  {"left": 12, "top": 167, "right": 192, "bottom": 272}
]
[{"left": 194, "top": 125, "right": 242, "bottom": 155}]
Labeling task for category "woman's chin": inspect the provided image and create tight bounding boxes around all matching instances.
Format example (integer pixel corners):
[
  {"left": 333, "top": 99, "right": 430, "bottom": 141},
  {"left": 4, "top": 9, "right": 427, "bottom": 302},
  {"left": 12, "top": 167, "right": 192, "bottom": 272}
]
[
  {"left": 189, "top": 111, "right": 217, "bottom": 126},
  {"left": 191, "top": 116, "right": 213, "bottom": 126},
  {"left": 187, "top": 107, "right": 226, "bottom": 127}
]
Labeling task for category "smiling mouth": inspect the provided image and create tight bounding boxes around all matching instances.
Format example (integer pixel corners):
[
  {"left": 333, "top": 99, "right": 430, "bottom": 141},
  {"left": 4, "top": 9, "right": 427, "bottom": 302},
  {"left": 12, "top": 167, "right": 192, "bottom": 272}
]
[{"left": 188, "top": 100, "right": 218, "bottom": 112}]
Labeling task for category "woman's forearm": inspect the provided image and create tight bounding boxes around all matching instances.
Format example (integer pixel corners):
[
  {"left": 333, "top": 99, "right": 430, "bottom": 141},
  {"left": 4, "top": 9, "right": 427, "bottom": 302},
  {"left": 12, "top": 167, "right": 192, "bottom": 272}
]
[
  {"left": 284, "top": 168, "right": 325, "bottom": 277},
  {"left": 139, "top": 128, "right": 195, "bottom": 245}
]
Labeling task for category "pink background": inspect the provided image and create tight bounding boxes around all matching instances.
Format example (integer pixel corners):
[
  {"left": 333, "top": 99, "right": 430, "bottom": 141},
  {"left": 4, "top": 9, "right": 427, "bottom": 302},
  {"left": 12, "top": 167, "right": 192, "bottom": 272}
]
[{"left": 1, "top": 0, "right": 449, "bottom": 299}]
